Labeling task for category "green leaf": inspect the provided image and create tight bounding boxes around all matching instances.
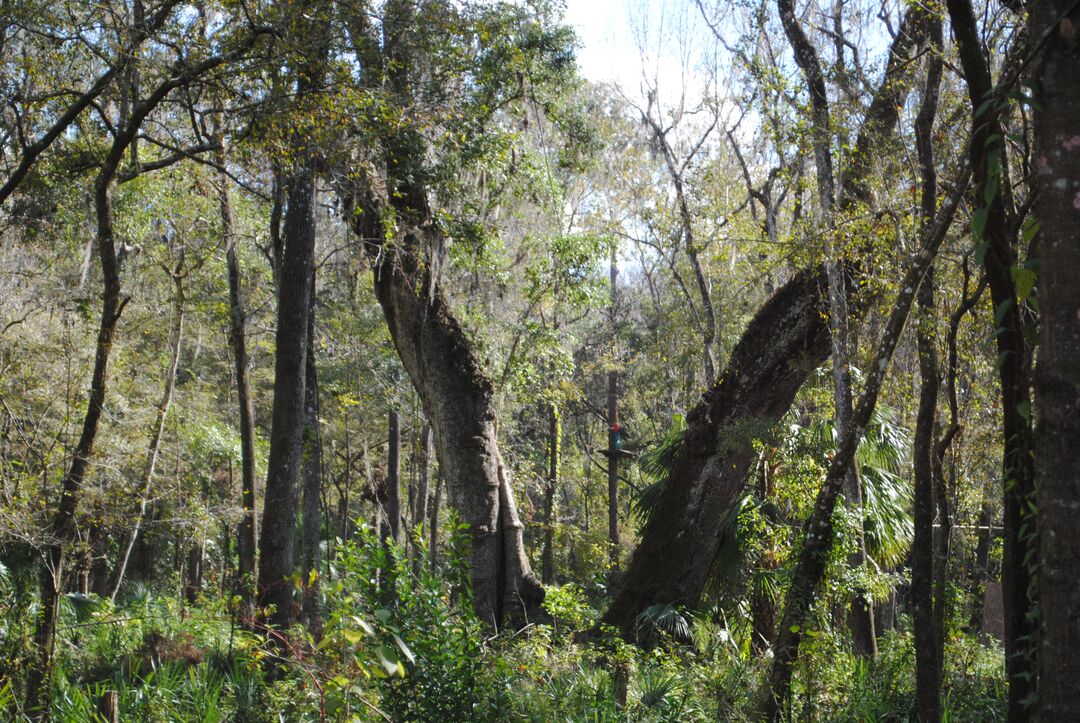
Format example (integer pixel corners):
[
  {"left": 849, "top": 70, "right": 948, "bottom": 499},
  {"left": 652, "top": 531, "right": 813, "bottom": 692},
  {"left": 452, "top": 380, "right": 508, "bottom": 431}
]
[
  {"left": 376, "top": 645, "right": 406, "bottom": 678},
  {"left": 391, "top": 633, "right": 415, "bottom": 665},
  {"left": 1011, "top": 266, "right": 1036, "bottom": 303},
  {"left": 1022, "top": 218, "right": 1040, "bottom": 245},
  {"left": 972, "top": 208, "right": 989, "bottom": 242},
  {"left": 995, "top": 299, "right": 1013, "bottom": 325},
  {"left": 1017, "top": 400, "right": 1031, "bottom": 421},
  {"left": 984, "top": 175, "right": 999, "bottom": 205}
]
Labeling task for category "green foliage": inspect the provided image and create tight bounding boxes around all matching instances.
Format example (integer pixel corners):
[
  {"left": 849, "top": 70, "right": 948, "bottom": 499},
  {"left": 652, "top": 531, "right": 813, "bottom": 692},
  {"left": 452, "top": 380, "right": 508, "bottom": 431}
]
[
  {"left": 323, "top": 519, "right": 485, "bottom": 721},
  {"left": 542, "top": 583, "right": 597, "bottom": 634}
]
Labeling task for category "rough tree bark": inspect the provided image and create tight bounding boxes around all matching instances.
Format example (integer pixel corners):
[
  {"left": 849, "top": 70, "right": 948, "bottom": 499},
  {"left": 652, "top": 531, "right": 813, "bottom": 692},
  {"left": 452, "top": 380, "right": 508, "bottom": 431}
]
[
  {"left": 365, "top": 226, "right": 544, "bottom": 629},
  {"left": 542, "top": 403, "right": 560, "bottom": 585},
  {"left": 603, "top": 1, "right": 929, "bottom": 637},
  {"left": 256, "top": 5, "right": 325, "bottom": 632},
  {"left": 220, "top": 140, "right": 259, "bottom": 619},
  {"left": 1031, "top": 2, "right": 1080, "bottom": 717},
  {"left": 257, "top": 153, "right": 317, "bottom": 632},
  {"left": 944, "top": 3, "right": 1037, "bottom": 715},
  {"left": 911, "top": 17, "right": 945, "bottom": 721},
  {"left": 301, "top": 291, "right": 323, "bottom": 636},
  {"left": 340, "top": 0, "right": 543, "bottom": 629}
]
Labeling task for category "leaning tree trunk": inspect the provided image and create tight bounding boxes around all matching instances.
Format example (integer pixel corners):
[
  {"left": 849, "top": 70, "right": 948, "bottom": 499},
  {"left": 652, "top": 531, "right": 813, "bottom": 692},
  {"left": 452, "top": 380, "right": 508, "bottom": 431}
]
[
  {"left": 602, "top": 4, "right": 929, "bottom": 635},
  {"left": 602, "top": 268, "right": 832, "bottom": 632},
  {"left": 371, "top": 228, "right": 543, "bottom": 630},
  {"left": 1031, "top": 3, "right": 1080, "bottom": 717}
]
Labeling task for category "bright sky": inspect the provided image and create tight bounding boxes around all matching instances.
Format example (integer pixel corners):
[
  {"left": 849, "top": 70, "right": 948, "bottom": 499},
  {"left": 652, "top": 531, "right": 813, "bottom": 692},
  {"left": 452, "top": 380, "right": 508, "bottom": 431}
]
[
  {"left": 563, "top": 0, "right": 725, "bottom": 116},
  {"left": 563, "top": 0, "right": 638, "bottom": 86}
]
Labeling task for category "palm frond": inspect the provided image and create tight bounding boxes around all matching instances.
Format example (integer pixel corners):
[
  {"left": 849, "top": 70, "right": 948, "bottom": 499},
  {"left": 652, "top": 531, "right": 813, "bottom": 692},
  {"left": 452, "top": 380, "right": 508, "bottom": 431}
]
[
  {"left": 634, "top": 603, "right": 692, "bottom": 644},
  {"left": 632, "top": 415, "right": 686, "bottom": 523},
  {"left": 861, "top": 465, "right": 914, "bottom": 568}
]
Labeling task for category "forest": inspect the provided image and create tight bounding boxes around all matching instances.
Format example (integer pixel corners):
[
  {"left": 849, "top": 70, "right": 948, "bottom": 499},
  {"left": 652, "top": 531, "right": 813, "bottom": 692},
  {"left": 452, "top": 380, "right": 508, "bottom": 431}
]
[{"left": 0, "top": 0, "right": 1078, "bottom": 720}]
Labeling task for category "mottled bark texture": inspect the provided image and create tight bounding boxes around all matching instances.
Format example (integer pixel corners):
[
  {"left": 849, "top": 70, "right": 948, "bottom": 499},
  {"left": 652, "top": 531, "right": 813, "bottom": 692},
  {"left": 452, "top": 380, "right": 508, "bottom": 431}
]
[
  {"left": 257, "top": 160, "right": 317, "bottom": 631},
  {"left": 339, "top": 0, "right": 542, "bottom": 630},
  {"left": 301, "top": 292, "right": 323, "bottom": 636},
  {"left": 1031, "top": 2, "right": 1080, "bottom": 718},
  {"left": 945, "top": 2, "right": 1037, "bottom": 715},
  {"left": 602, "top": 2, "right": 929, "bottom": 636},
  {"left": 222, "top": 146, "right": 259, "bottom": 619},
  {"left": 367, "top": 227, "right": 543, "bottom": 629},
  {"left": 256, "top": 4, "right": 325, "bottom": 633},
  {"left": 604, "top": 268, "right": 833, "bottom": 632},
  {"left": 912, "top": 17, "right": 945, "bottom": 721}
]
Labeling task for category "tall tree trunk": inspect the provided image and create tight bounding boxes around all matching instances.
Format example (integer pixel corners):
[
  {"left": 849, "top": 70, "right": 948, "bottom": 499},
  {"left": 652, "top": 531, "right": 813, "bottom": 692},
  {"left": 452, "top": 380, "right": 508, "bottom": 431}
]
[
  {"left": 29, "top": 187, "right": 124, "bottom": 718},
  {"left": 1031, "top": 3, "right": 1080, "bottom": 717},
  {"left": 184, "top": 538, "right": 205, "bottom": 604},
  {"left": 542, "top": 403, "right": 560, "bottom": 585},
  {"left": 912, "top": 22, "right": 944, "bottom": 720},
  {"left": 762, "top": 169, "right": 968, "bottom": 721},
  {"left": 109, "top": 251, "right": 185, "bottom": 601},
  {"left": 257, "top": 158, "right": 317, "bottom": 632},
  {"left": 219, "top": 139, "right": 259, "bottom": 619},
  {"left": 257, "top": 0, "right": 327, "bottom": 634},
  {"left": 429, "top": 467, "right": 443, "bottom": 571},
  {"left": 602, "top": 4, "right": 928, "bottom": 635},
  {"left": 301, "top": 290, "right": 323, "bottom": 636},
  {"left": 607, "top": 252, "right": 621, "bottom": 575},
  {"left": 412, "top": 422, "right": 431, "bottom": 529},
  {"left": 368, "top": 232, "right": 543, "bottom": 629},
  {"left": 385, "top": 408, "right": 401, "bottom": 545},
  {"left": 944, "top": 4, "right": 1037, "bottom": 715}
]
